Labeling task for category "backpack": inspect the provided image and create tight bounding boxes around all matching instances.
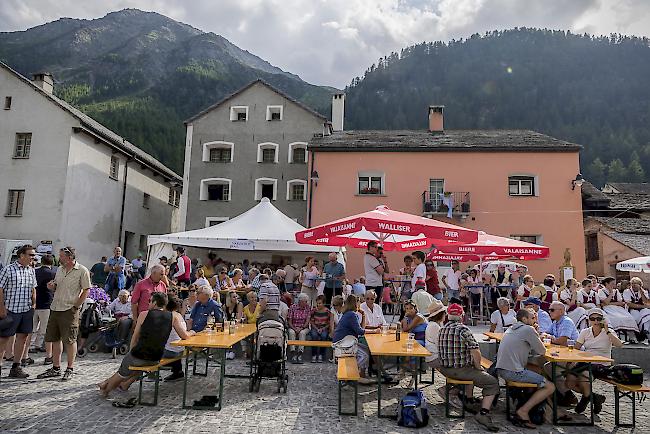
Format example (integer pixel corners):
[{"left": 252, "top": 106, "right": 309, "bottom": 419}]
[
  {"left": 606, "top": 364, "right": 644, "bottom": 386},
  {"left": 81, "top": 303, "right": 101, "bottom": 334},
  {"left": 397, "top": 390, "right": 429, "bottom": 428}
]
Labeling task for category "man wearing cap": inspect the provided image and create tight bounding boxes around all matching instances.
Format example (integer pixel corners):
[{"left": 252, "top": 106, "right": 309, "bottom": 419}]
[
  {"left": 411, "top": 279, "right": 434, "bottom": 314},
  {"left": 523, "top": 297, "right": 552, "bottom": 334},
  {"left": 438, "top": 303, "right": 499, "bottom": 432},
  {"left": 496, "top": 308, "right": 555, "bottom": 428}
]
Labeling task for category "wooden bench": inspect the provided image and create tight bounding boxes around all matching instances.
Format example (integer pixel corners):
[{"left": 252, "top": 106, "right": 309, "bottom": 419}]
[
  {"left": 337, "top": 357, "right": 361, "bottom": 416},
  {"left": 129, "top": 352, "right": 187, "bottom": 406},
  {"left": 435, "top": 357, "right": 494, "bottom": 418},
  {"left": 287, "top": 340, "right": 332, "bottom": 347},
  {"left": 503, "top": 380, "right": 538, "bottom": 421},
  {"left": 599, "top": 378, "right": 650, "bottom": 427}
]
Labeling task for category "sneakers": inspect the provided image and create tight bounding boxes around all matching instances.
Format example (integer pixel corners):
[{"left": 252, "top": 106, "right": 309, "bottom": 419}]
[
  {"left": 61, "top": 368, "right": 74, "bottom": 381},
  {"left": 593, "top": 393, "right": 606, "bottom": 414},
  {"left": 225, "top": 351, "right": 235, "bottom": 360},
  {"left": 311, "top": 355, "right": 318, "bottom": 363},
  {"left": 8, "top": 366, "right": 29, "bottom": 379},
  {"left": 317, "top": 354, "right": 324, "bottom": 363},
  {"left": 37, "top": 367, "right": 61, "bottom": 379},
  {"left": 43, "top": 357, "right": 53, "bottom": 365},
  {"left": 290, "top": 354, "right": 297, "bottom": 364},
  {"left": 296, "top": 351, "right": 304, "bottom": 364},
  {"left": 21, "top": 357, "right": 35, "bottom": 367},
  {"left": 164, "top": 371, "right": 185, "bottom": 382},
  {"left": 475, "top": 413, "right": 499, "bottom": 432}
]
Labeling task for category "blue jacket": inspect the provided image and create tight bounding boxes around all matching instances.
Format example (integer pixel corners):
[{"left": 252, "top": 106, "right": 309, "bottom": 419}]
[{"left": 333, "top": 311, "right": 365, "bottom": 342}]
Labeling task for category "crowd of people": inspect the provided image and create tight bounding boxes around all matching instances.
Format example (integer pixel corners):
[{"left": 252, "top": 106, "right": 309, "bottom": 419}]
[{"left": 2, "top": 240, "right": 649, "bottom": 430}]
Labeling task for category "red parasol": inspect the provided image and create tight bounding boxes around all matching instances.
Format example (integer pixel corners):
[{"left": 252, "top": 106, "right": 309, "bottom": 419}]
[
  {"left": 296, "top": 205, "right": 478, "bottom": 251},
  {"left": 435, "top": 232, "right": 549, "bottom": 260}
]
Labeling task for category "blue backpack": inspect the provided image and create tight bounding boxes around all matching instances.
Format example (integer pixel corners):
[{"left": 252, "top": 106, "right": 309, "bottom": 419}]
[{"left": 397, "top": 390, "right": 429, "bottom": 428}]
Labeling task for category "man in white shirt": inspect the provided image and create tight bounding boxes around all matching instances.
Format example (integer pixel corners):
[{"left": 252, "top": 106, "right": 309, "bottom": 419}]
[
  {"left": 442, "top": 260, "right": 461, "bottom": 301},
  {"left": 411, "top": 279, "right": 434, "bottom": 314},
  {"left": 360, "top": 290, "right": 386, "bottom": 330},
  {"left": 411, "top": 251, "right": 427, "bottom": 293},
  {"left": 363, "top": 241, "right": 384, "bottom": 292}
]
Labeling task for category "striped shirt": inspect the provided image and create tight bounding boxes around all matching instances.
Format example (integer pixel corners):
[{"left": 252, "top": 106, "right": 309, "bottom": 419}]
[
  {"left": 0, "top": 262, "right": 37, "bottom": 313},
  {"left": 549, "top": 315, "right": 579, "bottom": 341},
  {"left": 438, "top": 320, "right": 479, "bottom": 369},
  {"left": 258, "top": 282, "right": 280, "bottom": 311}
]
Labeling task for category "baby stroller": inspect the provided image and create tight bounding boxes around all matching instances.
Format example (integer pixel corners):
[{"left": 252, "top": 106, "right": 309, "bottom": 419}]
[
  {"left": 78, "top": 303, "right": 129, "bottom": 358},
  {"left": 249, "top": 318, "right": 288, "bottom": 393}
]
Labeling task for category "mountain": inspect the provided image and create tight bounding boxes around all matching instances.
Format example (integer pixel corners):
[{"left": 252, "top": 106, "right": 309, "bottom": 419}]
[
  {"left": 345, "top": 28, "right": 650, "bottom": 185},
  {"left": 0, "top": 9, "right": 332, "bottom": 172}
]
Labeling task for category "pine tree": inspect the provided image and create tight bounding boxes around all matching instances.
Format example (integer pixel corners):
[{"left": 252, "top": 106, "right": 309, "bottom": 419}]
[
  {"left": 628, "top": 158, "right": 646, "bottom": 182},
  {"left": 586, "top": 158, "right": 607, "bottom": 188},
  {"left": 607, "top": 159, "right": 627, "bottom": 182}
]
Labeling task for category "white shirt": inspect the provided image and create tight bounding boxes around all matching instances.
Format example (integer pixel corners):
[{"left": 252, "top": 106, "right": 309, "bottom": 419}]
[
  {"left": 577, "top": 326, "right": 615, "bottom": 361},
  {"left": 360, "top": 301, "right": 386, "bottom": 328},
  {"left": 442, "top": 268, "right": 461, "bottom": 290},
  {"left": 411, "top": 289, "right": 434, "bottom": 314},
  {"left": 108, "top": 298, "right": 132, "bottom": 317},
  {"left": 165, "top": 312, "right": 186, "bottom": 353},
  {"left": 279, "top": 301, "right": 289, "bottom": 321},
  {"left": 132, "top": 259, "right": 144, "bottom": 269},
  {"left": 623, "top": 288, "right": 649, "bottom": 304},
  {"left": 173, "top": 256, "right": 186, "bottom": 278},
  {"left": 411, "top": 263, "right": 426, "bottom": 290},
  {"left": 194, "top": 277, "right": 211, "bottom": 288},
  {"left": 363, "top": 253, "right": 383, "bottom": 287},
  {"left": 597, "top": 288, "right": 623, "bottom": 304},
  {"left": 577, "top": 289, "right": 599, "bottom": 308},
  {"left": 490, "top": 309, "right": 517, "bottom": 332},
  {"left": 342, "top": 284, "right": 352, "bottom": 298},
  {"left": 425, "top": 321, "right": 441, "bottom": 362},
  {"left": 331, "top": 307, "right": 343, "bottom": 326}
]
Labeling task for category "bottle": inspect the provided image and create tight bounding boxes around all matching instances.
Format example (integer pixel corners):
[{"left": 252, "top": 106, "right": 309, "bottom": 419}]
[
  {"left": 396, "top": 322, "right": 401, "bottom": 341},
  {"left": 229, "top": 320, "right": 236, "bottom": 334}
]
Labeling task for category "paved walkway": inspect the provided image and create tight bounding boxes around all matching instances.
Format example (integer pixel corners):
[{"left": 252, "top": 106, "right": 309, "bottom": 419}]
[{"left": 1, "top": 347, "right": 647, "bottom": 433}]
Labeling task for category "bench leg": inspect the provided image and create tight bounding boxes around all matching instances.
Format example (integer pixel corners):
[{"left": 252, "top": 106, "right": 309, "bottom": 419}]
[
  {"left": 137, "top": 370, "right": 160, "bottom": 406},
  {"left": 445, "top": 382, "right": 465, "bottom": 419},
  {"left": 505, "top": 386, "right": 510, "bottom": 421},
  {"left": 614, "top": 387, "right": 636, "bottom": 428},
  {"left": 338, "top": 380, "right": 358, "bottom": 416},
  {"left": 182, "top": 352, "right": 191, "bottom": 409}
]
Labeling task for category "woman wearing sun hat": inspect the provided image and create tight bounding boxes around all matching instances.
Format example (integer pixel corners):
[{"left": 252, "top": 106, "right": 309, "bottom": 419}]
[{"left": 424, "top": 299, "right": 446, "bottom": 368}]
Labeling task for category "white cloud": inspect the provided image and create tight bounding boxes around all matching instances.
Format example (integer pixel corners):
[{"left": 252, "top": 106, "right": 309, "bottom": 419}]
[{"left": 0, "top": 0, "right": 649, "bottom": 87}]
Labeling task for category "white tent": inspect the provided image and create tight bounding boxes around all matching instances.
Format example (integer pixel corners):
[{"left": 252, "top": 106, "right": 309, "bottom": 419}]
[
  {"left": 147, "top": 198, "right": 338, "bottom": 270},
  {"left": 616, "top": 256, "right": 650, "bottom": 273}
]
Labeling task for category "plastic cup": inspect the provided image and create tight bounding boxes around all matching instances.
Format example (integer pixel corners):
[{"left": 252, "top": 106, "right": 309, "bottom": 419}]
[
  {"left": 381, "top": 324, "right": 389, "bottom": 335},
  {"left": 568, "top": 339, "right": 575, "bottom": 352}
]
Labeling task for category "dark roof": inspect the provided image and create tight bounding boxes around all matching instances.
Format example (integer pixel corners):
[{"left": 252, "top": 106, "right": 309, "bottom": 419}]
[
  {"left": 605, "top": 183, "right": 650, "bottom": 194},
  {"left": 309, "top": 129, "right": 581, "bottom": 152},
  {"left": 0, "top": 62, "right": 181, "bottom": 182},
  {"left": 606, "top": 233, "right": 650, "bottom": 256},
  {"left": 184, "top": 79, "right": 327, "bottom": 124},
  {"left": 582, "top": 181, "right": 611, "bottom": 207},
  {"left": 603, "top": 193, "right": 650, "bottom": 210},
  {"left": 591, "top": 217, "right": 650, "bottom": 234}
]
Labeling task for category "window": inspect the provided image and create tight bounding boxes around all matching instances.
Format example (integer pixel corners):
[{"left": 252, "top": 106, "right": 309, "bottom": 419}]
[
  {"left": 139, "top": 235, "right": 147, "bottom": 254},
  {"left": 4, "top": 96, "right": 12, "bottom": 110},
  {"left": 202, "top": 141, "right": 234, "bottom": 163},
  {"left": 6, "top": 189, "right": 24, "bottom": 216},
  {"left": 287, "top": 180, "right": 307, "bottom": 201},
  {"left": 168, "top": 188, "right": 180, "bottom": 207},
  {"left": 200, "top": 178, "right": 232, "bottom": 201},
  {"left": 429, "top": 178, "right": 445, "bottom": 210},
  {"left": 586, "top": 233, "right": 599, "bottom": 261},
  {"left": 358, "top": 173, "right": 384, "bottom": 195},
  {"left": 143, "top": 193, "right": 150, "bottom": 209},
  {"left": 13, "top": 133, "right": 31, "bottom": 158},
  {"left": 205, "top": 217, "right": 230, "bottom": 227},
  {"left": 208, "top": 184, "right": 229, "bottom": 201},
  {"left": 509, "top": 176, "right": 535, "bottom": 196},
  {"left": 229, "top": 106, "right": 248, "bottom": 121},
  {"left": 288, "top": 142, "right": 307, "bottom": 164},
  {"left": 257, "top": 143, "right": 279, "bottom": 163},
  {"left": 266, "top": 105, "right": 283, "bottom": 121},
  {"left": 109, "top": 155, "right": 119, "bottom": 180},
  {"left": 209, "top": 148, "right": 231, "bottom": 163},
  {"left": 262, "top": 148, "right": 276, "bottom": 163},
  {"left": 510, "top": 235, "right": 542, "bottom": 244},
  {"left": 255, "top": 178, "right": 277, "bottom": 200}
]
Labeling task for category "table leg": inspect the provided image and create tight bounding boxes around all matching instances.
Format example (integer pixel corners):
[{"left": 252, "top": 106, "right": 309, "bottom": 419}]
[
  {"left": 588, "top": 364, "right": 594, "bottom": 426},
  {"left": 551, "top": 362, "right": 558, "bottom": 425},
  {"left": 377, "top": 356, "right": 384, "bottom": 418},
  {"left": 217, "top": 349, "right": 226, "bottom": 411},
  {"left": 182, "top": 349, "right": 192, "bottom": 409}
]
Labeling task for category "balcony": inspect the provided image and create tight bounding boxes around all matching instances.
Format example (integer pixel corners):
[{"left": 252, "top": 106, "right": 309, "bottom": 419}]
[{"left": 422, "top": 191, "right": 471, "bottom": 218}]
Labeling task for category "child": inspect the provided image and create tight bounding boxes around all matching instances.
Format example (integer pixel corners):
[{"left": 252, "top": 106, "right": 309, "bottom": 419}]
[{"left": 309, "top": 295, "right": 332, "bottom": 363}]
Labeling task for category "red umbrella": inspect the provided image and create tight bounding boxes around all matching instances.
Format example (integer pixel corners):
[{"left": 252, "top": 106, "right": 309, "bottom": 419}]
[
  {"left": 296, "top": 205, "right": 478, "bottom": 251},
  {"left": 435, "top": 232, "right": 550, "bottom": 260},
  {"left": 427, "top": 252, "right": 511, "bottom": 262}
]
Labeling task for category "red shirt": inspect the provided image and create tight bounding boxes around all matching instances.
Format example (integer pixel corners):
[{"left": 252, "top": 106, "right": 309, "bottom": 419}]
[
  {"left": 131, "top": 277, "right": 167, "bottom": 313},
  {"left": 426, "top": 267, "right": 441, "bottom": 295}
]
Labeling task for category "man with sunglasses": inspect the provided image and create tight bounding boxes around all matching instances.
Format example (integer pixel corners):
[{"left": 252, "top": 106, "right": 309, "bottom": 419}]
[
  {"left": 566, "top": 308, "right": 622, "bottom": 414},
  {"left": 38, "top": 246, "right": 90, "bottom": 381},
  {"left": 0, "top": 244, "right": 37, "bottom": 378}
]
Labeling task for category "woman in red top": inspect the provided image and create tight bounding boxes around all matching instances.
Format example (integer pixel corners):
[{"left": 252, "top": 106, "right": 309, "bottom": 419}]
[{"left": 424, "top": 260, "right": 441, "bottom": 300}]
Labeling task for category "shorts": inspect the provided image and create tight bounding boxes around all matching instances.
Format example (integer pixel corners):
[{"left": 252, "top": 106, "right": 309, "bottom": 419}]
[
  {"left": 118, "top": 352, "right": 159, "bottom": 378},
  {"left": 0, "top": 309, "right": 34, "bottom": 337},
  {"left": 45, "top": 308, "right": 80, "bottom": 345},
  {"left": 497, "top": 368, "right": 546, "bottom": 387},
  {"left": 439, "top": 366, "right": 500, "bottom": 396}
]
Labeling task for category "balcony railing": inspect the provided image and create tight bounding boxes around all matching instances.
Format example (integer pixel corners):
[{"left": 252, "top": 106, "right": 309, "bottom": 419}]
[{"left": 422, "top": 191, "right": 471, "bottom": 217}]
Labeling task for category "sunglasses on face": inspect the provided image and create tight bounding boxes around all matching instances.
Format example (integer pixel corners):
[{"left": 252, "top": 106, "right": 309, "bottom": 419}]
[
  {"left": 589, "top": 317, "right": 603, "bottom": 321},
  {"left": 548, "top": 308, "right": 558, "bottom": 312}
]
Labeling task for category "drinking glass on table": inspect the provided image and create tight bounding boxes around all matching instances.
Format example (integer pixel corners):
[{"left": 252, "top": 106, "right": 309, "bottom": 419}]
[
  {"left": 406, "top": 333, "right": 415, "bottom": 352},
  {"left": 567, "top": 339, "right": 575, "bottom": 352},
  {"left": 381, "top": 324, "right": 389, "bottom": 335},
  {"left": 543, "top": 337, "right": 551, "bottom": 347}
]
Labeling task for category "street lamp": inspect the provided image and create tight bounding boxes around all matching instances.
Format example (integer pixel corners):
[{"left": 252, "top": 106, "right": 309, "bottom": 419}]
[{"left": 572, "top": 173, "right": 584, "bottom": 190}]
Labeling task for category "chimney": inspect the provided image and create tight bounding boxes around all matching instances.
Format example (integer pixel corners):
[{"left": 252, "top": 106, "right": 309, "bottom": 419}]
[
  {"left": 32, "top": 73, "right": 54, "bottom": 95},
  {"left": 428, "top": 105, "right": 444, "bottom": 133},
  {"left": 331, "top": 93, "right": 345, "bottom": 132}
]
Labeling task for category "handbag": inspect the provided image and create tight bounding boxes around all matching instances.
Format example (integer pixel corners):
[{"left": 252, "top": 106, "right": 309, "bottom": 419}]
[
  {"left": 0, "top": 314, "right": 14, "bottom": 332},
  {"left": 332, "top": 335, "right": 358, "bottom": 358}
]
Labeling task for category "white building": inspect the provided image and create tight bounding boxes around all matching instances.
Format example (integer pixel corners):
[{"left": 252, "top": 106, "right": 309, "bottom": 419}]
[{"left": 0, "top": 62, "right": 182, "bottom": 266}]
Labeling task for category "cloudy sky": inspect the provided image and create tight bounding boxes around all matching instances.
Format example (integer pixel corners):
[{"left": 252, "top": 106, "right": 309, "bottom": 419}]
[{"left": 1, "top": 0, "right": 649, "bottom": 87}]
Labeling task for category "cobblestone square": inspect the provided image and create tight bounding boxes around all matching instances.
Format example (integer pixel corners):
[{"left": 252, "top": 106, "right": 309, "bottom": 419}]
[{"left": 1, "top": 349, "right": 648, "bottom": 433}]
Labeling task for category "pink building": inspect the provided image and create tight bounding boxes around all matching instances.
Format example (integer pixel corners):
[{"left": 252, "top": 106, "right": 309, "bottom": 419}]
[{"left": 307, "top": 107, "right": 586, "bottom": 281}]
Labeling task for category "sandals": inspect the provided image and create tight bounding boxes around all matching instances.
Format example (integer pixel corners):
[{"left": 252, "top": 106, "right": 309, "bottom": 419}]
[
  {"left": 511, "top": 414, "right": 536, "bottom": 429},
  {"left": 112, "top": 397, "right": 138, "bottom": 408},
  {"left": 193, "top": 395, "right": 219, "bottom": 408}
]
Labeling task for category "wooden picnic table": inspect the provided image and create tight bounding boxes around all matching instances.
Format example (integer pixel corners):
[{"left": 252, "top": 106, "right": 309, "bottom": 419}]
[
  {"left": 171, "top": 324, "right": 256, "bottom": 410},
  {"left": 483, "top": 331, "right": 613, "bottom": 425},
  {"left": 364, "top": 333, "right": 431, "bottom": 418}
]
